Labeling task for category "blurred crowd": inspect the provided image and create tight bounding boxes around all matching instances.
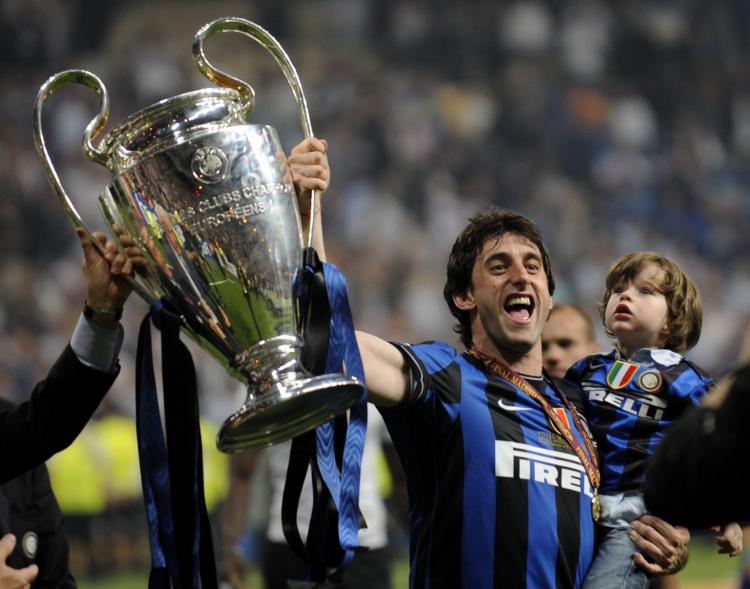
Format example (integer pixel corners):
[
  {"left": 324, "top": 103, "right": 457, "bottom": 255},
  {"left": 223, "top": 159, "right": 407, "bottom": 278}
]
[{"left": 2, "top": 0, "right": 750, "bottom": 578}]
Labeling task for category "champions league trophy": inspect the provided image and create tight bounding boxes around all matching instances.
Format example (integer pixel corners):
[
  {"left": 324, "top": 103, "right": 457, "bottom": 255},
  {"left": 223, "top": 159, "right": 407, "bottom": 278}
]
[{"left": 33, "top": 17, "right": 365, "bottom": 452}]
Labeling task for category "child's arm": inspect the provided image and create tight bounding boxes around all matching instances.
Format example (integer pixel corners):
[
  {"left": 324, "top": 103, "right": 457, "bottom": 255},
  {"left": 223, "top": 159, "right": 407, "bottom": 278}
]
[{"left": 711, "top": 523, "right": 743, "bottom": 557}]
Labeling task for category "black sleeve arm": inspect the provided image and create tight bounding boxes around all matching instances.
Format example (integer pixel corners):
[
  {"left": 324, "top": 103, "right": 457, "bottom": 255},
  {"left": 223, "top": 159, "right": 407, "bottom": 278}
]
[
  {"left": 0, "top": 345, "right": 118, "bottom": 484},
  {"left": 645, "top": 363, "right": 750, "bottom": 527}
]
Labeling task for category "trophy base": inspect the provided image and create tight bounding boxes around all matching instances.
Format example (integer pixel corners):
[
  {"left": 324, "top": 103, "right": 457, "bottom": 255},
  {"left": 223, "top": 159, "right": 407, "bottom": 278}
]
[{"left": 216, "top": 374, "right": 366, "bottom": 452}]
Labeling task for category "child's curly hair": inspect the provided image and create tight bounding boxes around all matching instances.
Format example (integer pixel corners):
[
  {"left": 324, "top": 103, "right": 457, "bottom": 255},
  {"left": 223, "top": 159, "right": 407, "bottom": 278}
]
[{"left": 599, "top": 252, "right": 702, "bottom": 354}]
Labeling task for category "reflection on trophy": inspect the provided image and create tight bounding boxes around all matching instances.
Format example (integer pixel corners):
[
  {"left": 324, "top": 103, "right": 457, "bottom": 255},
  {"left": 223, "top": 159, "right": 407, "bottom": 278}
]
[{"left": 33, "top": 17, "right": 365, "bottom": 452}]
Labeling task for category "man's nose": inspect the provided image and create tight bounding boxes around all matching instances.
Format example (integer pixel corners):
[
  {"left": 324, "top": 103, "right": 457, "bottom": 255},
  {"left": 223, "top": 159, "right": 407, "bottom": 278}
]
[{"left": 509, "top": 264, "right": 530, "bottom": 286}]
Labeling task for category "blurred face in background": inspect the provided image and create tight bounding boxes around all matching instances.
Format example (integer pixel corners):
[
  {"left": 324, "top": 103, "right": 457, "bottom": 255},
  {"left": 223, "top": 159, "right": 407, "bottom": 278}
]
[{"left": 542, "top": 304, "right": 599, "bottom": 378}]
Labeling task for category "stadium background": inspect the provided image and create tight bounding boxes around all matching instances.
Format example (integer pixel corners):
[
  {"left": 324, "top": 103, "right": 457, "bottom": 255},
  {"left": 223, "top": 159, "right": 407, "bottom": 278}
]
[{"left": 1, "top": 0, "right": 748, "bottom": 587}]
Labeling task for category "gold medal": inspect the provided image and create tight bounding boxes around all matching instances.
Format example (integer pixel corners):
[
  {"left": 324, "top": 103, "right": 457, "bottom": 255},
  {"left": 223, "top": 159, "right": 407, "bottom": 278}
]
[{"left": 591, "top": 491, "right": 602, "bottom": 522}]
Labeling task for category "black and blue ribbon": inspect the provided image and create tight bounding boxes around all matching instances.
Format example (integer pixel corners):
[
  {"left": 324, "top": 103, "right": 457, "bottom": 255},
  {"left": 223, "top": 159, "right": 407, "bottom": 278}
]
[
  {"left": 315, "top": 263, "right": 368, "bottom": 567},
  {"left": 135, "top": 299, "right": 218, "bottom": 589},
  {"left": 135, "top": 301, "right": 178, "bottom": 588},
  {"left": 282, "top": 249, "right": 368, "bottom": 585},
  {"left": 135, "top": 247, "right": 365, "bottom": 588}
]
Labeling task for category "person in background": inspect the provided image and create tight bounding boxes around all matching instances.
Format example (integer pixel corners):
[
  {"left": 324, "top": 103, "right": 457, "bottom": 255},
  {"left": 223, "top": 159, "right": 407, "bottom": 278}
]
[
  {"left": 645, "top": 324, "right": 750, "bottom": 528},
  {"left": 0, "top": 398, "right": 75, "bottom": 587},
  {"left": 0, "top": 226, "right": 144, "bottom": 587},
  {"left": 542, "top": 303, "right": 600, "bottom": 379},
  {"left": 220, "top": 405, "right": 393, "bottom": 589}
]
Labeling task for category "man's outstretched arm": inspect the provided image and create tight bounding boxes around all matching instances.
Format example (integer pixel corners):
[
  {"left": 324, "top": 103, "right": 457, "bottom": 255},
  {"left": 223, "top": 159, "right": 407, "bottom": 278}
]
[{"left": 289, "top": 138, "right": 411, "bottom": 407}]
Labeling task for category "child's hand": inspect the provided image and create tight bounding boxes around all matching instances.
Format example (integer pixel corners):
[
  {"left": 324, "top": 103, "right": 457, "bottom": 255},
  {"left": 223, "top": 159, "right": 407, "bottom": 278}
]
[{"left": 711, "top": 523, "right": 743, "bottom": 556}]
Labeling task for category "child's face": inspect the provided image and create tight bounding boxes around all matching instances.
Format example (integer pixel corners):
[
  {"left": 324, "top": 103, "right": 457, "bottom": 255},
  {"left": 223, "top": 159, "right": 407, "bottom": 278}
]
[{"left": 604, "top": 262, "right": 669, "bottom": 356}]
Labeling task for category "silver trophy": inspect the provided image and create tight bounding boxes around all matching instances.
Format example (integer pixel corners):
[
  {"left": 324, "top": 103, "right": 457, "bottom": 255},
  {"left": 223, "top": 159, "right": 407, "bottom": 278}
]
[{"left": 33, "top": 17, "right": 365, "bottom": 452}]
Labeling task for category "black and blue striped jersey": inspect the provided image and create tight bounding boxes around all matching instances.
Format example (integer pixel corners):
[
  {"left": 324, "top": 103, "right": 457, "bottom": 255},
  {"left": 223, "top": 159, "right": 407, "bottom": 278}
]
[
  {"left": 566, "top": 348, "right": 713, "bottom": 494},
  {"left": 379, "top": 341, "right": 596, "bottom": 589}
]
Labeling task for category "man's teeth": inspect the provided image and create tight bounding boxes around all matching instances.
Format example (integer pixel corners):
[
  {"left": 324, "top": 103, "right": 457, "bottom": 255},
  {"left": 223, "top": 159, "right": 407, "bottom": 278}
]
[{"left": 508, "top": 296, "right": 531, "bottom": 306}]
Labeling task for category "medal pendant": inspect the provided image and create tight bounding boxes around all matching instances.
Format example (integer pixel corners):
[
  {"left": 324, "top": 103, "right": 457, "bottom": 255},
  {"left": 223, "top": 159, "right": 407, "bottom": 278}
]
[{"left": 591, "top": 492, "right": 602, "bottom": 522}]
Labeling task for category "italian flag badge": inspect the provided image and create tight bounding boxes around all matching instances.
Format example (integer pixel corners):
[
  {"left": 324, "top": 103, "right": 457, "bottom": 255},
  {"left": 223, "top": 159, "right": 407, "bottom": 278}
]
[{"left": 606, "top": 360, "right": 639, "bottom": 389}]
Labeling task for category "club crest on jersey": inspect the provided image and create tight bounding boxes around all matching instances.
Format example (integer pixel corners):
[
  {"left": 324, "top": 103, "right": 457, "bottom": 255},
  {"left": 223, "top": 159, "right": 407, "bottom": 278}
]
[
  {"left": 549, "top": 407, "right": 571, "bottom": 436},
  {"left": 606, "top": 360, "right": 639, "bottom": 389},
  {"left": 637, "top": 369, "right": 662, "bottom": 393}
]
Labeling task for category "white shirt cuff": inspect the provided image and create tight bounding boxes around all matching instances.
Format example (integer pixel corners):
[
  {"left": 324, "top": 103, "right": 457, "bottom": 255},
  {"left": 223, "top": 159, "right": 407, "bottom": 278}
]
[{"left": 70, "top": 312, "right": 124, "bottom": 373}]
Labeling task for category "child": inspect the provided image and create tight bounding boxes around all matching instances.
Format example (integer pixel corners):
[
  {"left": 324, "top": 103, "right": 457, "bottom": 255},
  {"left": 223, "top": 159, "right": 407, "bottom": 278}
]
[{"left": 565, "top": 252, "right": 743, "bottom": 589}]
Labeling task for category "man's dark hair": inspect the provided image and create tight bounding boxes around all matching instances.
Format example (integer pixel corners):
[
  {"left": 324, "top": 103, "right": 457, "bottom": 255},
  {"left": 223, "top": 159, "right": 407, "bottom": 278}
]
[{"left": 443, "top": 207, "right": 555, "bottom": 348}]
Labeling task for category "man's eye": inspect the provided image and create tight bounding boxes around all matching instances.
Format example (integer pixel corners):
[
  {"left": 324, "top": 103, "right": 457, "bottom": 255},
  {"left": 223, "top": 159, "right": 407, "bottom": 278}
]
[{"left": 527, "top": 264, "right": 540, "bottom": 272}]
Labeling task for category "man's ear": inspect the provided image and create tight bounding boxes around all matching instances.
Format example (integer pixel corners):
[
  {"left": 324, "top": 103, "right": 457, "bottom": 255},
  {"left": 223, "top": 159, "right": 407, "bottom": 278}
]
[{"left": 453, "top": 290, "right": 476, "bottom": 311}]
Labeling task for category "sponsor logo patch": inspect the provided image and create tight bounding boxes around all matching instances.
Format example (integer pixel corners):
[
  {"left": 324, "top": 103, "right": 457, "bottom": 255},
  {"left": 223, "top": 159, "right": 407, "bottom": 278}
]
[
  {"left": 495, "top": 441, "right": 594, "bottom": 497},
  {"left": 585, "top": 384, "right": 667, "bottom": 421},
  {"left": 497, "top": 398, "right": 532, "bottom": 412}
]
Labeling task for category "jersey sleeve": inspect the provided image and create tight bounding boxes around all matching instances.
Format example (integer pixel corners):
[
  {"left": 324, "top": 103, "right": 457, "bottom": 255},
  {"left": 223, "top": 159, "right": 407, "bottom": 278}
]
[
  {"left": 565, "top": 355, "right": 592, "bottom": 385},
  {"left": 386, "top": 341, "right": 461, "bottom": 425},
  {"left": 666, "top": 360, "right": 715, "bottom": 406}
]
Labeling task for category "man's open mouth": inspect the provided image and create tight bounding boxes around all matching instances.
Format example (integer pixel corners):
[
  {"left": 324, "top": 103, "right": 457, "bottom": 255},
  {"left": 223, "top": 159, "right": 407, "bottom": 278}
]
[{"left": 504, "top": 295, "right": 535, "bottom": 322}]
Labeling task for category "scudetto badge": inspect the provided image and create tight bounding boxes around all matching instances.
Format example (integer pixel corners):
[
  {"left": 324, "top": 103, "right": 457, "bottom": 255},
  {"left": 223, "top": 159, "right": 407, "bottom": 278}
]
[
  {"left": 637, "top": 369, "right": 662, "bottom": 393},
  {"left": 606, "top": 360, "right": 639, "bottom": 389}
]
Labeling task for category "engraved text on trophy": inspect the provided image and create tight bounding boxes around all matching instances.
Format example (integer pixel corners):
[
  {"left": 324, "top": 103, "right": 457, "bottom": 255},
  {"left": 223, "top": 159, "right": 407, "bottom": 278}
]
[{"left": 177, "top": 182, "right": 295, "bottom": 232}]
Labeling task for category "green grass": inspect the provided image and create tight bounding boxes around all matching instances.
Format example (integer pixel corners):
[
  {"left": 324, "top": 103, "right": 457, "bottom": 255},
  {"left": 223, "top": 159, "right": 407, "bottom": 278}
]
[
  {"left": 679, "top": 535, "right": 744, "bottom": 583},
  {"left": 79, "top": 563, "right": 408, "bottom": 588},
  {"left": 76, "top": 539, "right": 746, "bottom": 588},
  {"left": 80, "top": 575, "right": 146, "bottom": 589}
]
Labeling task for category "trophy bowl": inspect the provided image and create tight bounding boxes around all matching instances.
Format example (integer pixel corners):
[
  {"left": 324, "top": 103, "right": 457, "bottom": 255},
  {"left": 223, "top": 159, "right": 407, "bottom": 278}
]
[{"left": 33, "top": 19, "right": 365, "bottom": 451}]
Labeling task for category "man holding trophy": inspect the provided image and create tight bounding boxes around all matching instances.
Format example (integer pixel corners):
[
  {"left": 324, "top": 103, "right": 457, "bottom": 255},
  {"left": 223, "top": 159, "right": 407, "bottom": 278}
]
[
  {"left": 0, "top": 227, "right": 145, "bottom": 586},
  {"left": 302, "top": 163, "right": 692, "bottom": 587},
  {"left": 31, "top": 16, "right": 374, "bottom": 587},
  {"left": 3, "top": 128, "right": 342, "bottom": 587},
  {"left": 29, "top": 15, "right": 693, "bottom": 589}
]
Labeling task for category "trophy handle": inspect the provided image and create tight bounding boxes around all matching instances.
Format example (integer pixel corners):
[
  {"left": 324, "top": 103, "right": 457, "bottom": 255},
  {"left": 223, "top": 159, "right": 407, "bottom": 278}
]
[
  {"left": 33, "top": 69, "right": 152, "bottom": 302},
  {"left": 33, "top": 69, "right": 110, "bottom": 230},
  {"left": 193, "top": 17, "right": 318, "bottom": 248}
]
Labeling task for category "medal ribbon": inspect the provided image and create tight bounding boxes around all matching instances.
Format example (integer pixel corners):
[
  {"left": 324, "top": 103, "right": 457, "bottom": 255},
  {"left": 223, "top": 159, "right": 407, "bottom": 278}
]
[
  {"left": 135, "top": 300, "right": 218, "bottom": 589},
  {"left": 469, "top": 346, "right": 600, "bottom": 491},
  {"left": 282, "top": 250, "right": 367, "bottom": 585}
]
